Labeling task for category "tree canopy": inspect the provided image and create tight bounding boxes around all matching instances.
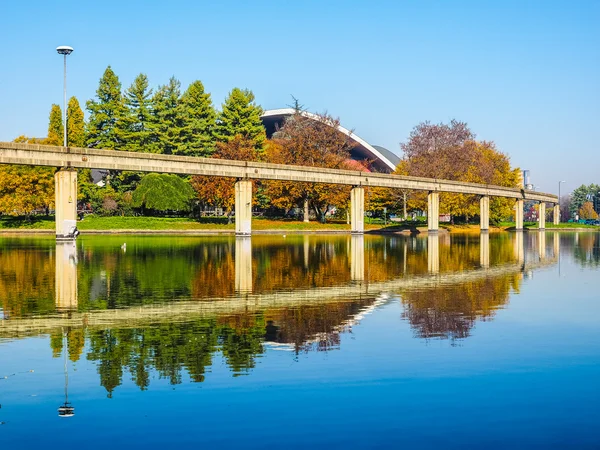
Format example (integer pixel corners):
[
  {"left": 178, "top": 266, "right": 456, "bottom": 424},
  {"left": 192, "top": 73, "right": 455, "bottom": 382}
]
[
  {"left": 132, "top": 173, "right": 195, "bottom": 213},
  {"left": 392, "top": 120, "right": 521, "bottom": 222},
  {"left": 67, "top": 97, "right": 85, "bottom": 147},
  {"left": 86, "top": 66, "right": 127, "bottom": 149},
  {"left": 176, "top": 80, "right": 216, "bottom": 157},
  {"left": 46, "top": 104, "right": 62, "bottom": 146},
  {"left": 213, "top": 88, "right": 266, "bottom": 152}
]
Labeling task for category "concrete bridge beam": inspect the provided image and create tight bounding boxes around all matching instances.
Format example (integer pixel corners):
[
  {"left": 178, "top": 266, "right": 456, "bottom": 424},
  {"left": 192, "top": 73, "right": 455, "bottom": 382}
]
[
  {"left": 515, "top": 199, "right": 524, "bottom": 231},
  {"left": 235, "top": 180, "right": 252, "bottom": 236},
  {"left": 480, "top": 195, "right": 490, "bottom": 231},
  {"left": 427, "top": 192, "right": 440, "bottom": 232},
  {"left": 351, "top": 187, "right": 364, "bottom": 234},
  {"left": 55, "top": 169, "right": 78, "bottom": 240}
]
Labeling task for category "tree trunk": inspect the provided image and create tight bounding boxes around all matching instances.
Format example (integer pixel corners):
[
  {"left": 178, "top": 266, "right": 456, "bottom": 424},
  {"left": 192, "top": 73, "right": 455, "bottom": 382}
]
[
  {"left": 303, "top": 198, "right": 310, "bottom": 223},
  {"left": 403, "top": 191, "right": 407, "bottom": 220}
]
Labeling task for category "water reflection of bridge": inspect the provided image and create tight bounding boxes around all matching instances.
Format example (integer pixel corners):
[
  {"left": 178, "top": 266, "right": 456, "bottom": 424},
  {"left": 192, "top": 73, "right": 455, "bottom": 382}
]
[{"left": 0, "top": 232, "right": 559, "bottom": 338}]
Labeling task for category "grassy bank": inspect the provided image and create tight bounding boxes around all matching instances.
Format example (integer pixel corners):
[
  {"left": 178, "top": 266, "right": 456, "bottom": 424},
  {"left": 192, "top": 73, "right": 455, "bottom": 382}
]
[
  {"left": 2, "top": 215, "right": 597, "bottom": 233},
  {"left": 0, "top": 215, "right": 356, "bottom": 231}
]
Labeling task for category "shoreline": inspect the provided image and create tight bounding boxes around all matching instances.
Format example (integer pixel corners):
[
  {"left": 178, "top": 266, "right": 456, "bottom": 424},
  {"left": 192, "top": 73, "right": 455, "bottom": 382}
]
[{"left": 1, "top": 227, "right": 597, "bottom": 236}]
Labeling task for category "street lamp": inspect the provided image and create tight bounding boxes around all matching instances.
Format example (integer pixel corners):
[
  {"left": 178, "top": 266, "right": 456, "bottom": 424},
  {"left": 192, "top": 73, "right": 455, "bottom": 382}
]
[
  {"left": 56, "top": 46, "right": 74, "bottom": 147},
  {"left": 558, "top": 180, "right": 566, "bottom": 222}
]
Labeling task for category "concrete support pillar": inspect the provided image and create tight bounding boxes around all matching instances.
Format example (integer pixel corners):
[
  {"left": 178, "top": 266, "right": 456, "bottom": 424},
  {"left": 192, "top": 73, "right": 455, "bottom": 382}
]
[
  {"left": 514, "top": 231, "right": 524, "bottom": 265},
  {"left": 538, "top": 231, "right": 546, "bottom": 260},
  {"left": 553, "top": 204, "right": 560, "bottom": 226},
  {"left": 539, "top": 202, "right": 546, "bottom": 230},
  {"left": 235, "top": 237, "right": 252, "bottom": 293},
  {"left": 235, "top": 180, "right": 252, "bottom": 236},
  {"left": 515, "top": 199, "right": 524, "bottom": 231},
  {"left": 427, "top": 192, "right": 440, "bottom": 232},
  {"left": 427, "top": 233, "right": 440, "bottom": 274},
  {"left": 480, "top": 195, "right": 490, "bottom": 231},
  {"left": 350, "top": 187, "right": 364, "bottom": 234},
  {"left": 480, "top": 232, "right": 490, "bottom": 268},
  {"left": 55, "top": 169, "right": 78, "bottom": 240},
  {"left": 55, "top": 241, "right": 78, "bottom": 311},
  {"left": 350, "top": 234, "right": 365, "bottom": 281}
]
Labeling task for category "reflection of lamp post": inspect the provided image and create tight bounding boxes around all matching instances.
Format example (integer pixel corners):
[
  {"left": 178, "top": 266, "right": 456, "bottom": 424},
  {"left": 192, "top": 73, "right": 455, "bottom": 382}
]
[
  {"left": 57, "top": 329, "right": 75, "bottom": 417},
  {"left": 558, "top": 181, "right": 566, "bottom": 222},
  {"left": 56, "top": 46, "right": 74, "bottom": 147}
]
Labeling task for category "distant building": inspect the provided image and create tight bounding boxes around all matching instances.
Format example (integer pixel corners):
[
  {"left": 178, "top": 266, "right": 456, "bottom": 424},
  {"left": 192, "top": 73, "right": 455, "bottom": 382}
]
[{"left": 260, "top": 109, "right": 400, "bottom": 173}]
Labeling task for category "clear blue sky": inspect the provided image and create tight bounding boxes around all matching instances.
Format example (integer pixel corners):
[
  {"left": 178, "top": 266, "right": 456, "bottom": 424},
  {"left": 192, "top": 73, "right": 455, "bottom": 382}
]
[{"left": 1, "top": 0, "right": 598, "bottom": 194}]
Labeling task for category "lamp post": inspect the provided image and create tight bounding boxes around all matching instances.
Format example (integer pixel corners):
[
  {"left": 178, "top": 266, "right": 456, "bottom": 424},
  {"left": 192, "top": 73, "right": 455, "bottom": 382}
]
[
  {"left": 56, "top": 46, "right": 74, "bottom": 147},
  {"left": 558, "top": 180, "right": 566, "bottom": 222}
]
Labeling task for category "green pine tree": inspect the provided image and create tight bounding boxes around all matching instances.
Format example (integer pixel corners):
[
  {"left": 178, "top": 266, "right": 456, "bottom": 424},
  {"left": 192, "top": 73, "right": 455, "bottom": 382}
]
[
  {"left": 152, "top": 77, "right": 182, "bottom": 155},
  {"left": 122, "top": 73, "right": 159, "bottom": 153},
  {"left": 213, "top": 88, "right": 266, "bottom": 153},
  {"left": 67, "top": 97, "right": 86, "bottom": 147},
  {"left": 46, "top": 104, "right": 63, "bottom": 146},
  {"left": 176, "top": 80, "right": 216, "bottom": 157},
  {"left": 86, "top": 66, "right": 127, "bottom": 149}
]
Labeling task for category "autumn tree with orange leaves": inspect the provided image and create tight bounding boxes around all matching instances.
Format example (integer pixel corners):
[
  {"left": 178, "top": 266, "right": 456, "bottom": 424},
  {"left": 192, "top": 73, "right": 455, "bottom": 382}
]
[
  {"left": 386, "top": 120, "right": 521, "bottom": 223},
  {"left": 191, "top": 136, "right": 262, "bottom": 222},
  {"left": 264, "top": 111, "right": 356, "bottom": 223}
]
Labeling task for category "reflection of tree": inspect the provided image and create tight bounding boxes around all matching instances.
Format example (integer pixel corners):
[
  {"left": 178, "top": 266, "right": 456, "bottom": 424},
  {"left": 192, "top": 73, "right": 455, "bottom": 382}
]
[
  {"left": 44, "top": 297, "right": 377, "bottom": 396},
  {"left": 574, "top": 233, "right": 600, "bottom": 268},
  {"left": 262, "top": 300, "right": 374, "bottom": 353},
  {"left": 0, "top": 240, "right": 55, "bottom": 317},
  {"left": 400, "top": 273, "right": 521, "bottom": 342}
]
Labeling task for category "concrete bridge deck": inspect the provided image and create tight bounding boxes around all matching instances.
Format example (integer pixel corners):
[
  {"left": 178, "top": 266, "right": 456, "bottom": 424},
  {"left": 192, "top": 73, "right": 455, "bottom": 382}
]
[
  {"left": 0, "top": 142, "right": 556, "bottom": 202},
  {"left": 0, "top": 142, "right": 559, "bottom": 236}
]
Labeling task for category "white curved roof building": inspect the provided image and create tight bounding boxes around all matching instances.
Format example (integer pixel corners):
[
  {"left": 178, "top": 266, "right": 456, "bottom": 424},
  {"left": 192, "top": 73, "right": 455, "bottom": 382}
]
[{"left": 260, "top": 108, "right": 400, "bottom": 173}]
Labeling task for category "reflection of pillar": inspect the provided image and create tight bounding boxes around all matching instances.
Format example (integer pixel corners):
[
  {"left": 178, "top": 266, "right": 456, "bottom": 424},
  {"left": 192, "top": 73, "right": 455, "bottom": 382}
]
[
  {"left": 480, "top": 196, "right": 490, "bottom": 231},
  {"left": 235, "top": 180, "right": 252, "bottom": 236},
  {"left": 350, "top": 234, "right": 365, "bottom": 281},
  {"left": 427, "top": 192, "right": 439, "bottom": 232},
  {"left": 553, "top": 204, "right": 560, "bottom": 225},
  {"left": 514, "top": 231, "right": 524, "bottom": 264},
  {"left": 515, "top": 199, "right": 524, "bottom": 230},
  {"left": 350, "top": 187, "right": 364, "bottom": 234},
  {"left": 553, "top": 232, "right": 560, "bottom": 258},
  {"left": 480, "top": 232, "right": 490, "bottom": 268},
  {"left": 55, "top": 241, "right": 78, "bottom": 311},
  {"left": 538, "top": 231, "right": 546, "bottom": 259},
  {"left": 427, "top": 233, "right": 440, "bottom": 274},
  {"left": 235, "top": 237, "right": 252, "bottom": 293},
  {"left": 55, "top": 169, "right": 78, "bottom": 240},
  {"left": 539, "top": 202, "right": 546, "bottom": 230},
  {"left": 303, "top": 235, "right": 309, "bottom": 269},
  {"left": 403, "top": 239, "right": 407, "bottom": 274}
]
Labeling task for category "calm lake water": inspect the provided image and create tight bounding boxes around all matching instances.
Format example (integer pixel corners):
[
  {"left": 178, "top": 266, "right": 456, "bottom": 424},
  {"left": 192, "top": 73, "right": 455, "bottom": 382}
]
[{"left": 0, "top": 232, "right": 599, "bottom": 449}]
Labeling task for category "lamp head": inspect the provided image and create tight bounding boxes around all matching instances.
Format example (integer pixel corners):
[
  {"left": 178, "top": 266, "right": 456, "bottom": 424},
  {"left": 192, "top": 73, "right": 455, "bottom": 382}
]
[{"left": 56, "top": 46, "right": 74, "bottom": 55}]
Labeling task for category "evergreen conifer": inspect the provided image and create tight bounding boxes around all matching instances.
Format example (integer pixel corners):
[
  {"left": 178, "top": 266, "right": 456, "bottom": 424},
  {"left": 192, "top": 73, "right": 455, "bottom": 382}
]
[
  {"left": 152, "top": 77, "right": 182, "bottom": 154},
  {"left": 46, "top": 104, "right": 62, "bottom": 146},
  {"left": 122, "top": 73, "right": 158, "bottom": 153},
  {"left": 86, "top": 66, "right": 127, "bottom": 149},
  {"left": 176, "top": 80, "right": 216, "bottom": 157},
  {"left": 67, "top": 97, "right": 85, "bottom": 147},
  {"left": 213, "top": 88, "right": 266, "bottom": 153}
]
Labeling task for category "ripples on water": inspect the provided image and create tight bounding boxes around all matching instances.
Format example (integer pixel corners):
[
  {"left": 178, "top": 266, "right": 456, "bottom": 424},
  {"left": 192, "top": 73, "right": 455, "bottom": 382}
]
[{"left": 1, "top": 232, "right": 599, "bottom": 448}]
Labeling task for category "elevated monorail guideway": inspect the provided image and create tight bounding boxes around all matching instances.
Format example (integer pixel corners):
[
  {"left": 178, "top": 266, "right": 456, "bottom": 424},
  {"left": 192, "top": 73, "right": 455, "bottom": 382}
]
[{"left": 0, "top": 142, "right": 559, "bottom": 238}]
